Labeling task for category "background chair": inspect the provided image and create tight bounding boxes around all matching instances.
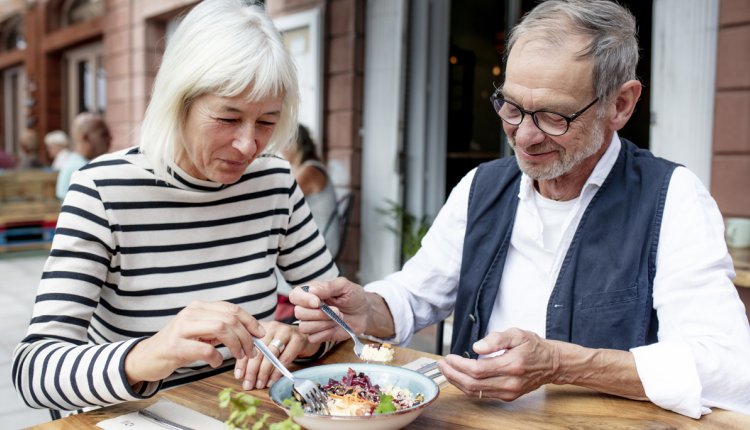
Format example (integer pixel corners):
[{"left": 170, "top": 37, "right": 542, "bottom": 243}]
[{"left": 331, "top": 192, "right": 354, "bottom": 263}]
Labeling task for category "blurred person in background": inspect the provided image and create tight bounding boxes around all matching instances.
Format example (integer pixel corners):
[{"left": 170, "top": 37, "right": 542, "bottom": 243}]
[
  {"left": 276, "top": 124, "right": 341, "bottom": 322},
  {"left": 0, "top": 146, "right": 15, "bottom": 168},
  {"left": 16, "top": 129, "right": 42, "bottom": 169},
  {"left": 44, "top": 130, "right": 73, "bottom": 170},
  {"left": 283, "top": 124, "right": 340, "bottom": 252},
  {"left": 55, "top": 112, "right": 112, "bottom": 200}
]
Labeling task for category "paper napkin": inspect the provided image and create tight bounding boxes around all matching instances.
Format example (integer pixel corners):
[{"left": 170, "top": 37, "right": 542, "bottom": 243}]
[
  {"left": 402, "top": 357, "right": 448, "bottom": 388},
  {"left": 97, "top": 398, "right": 224, "bottom": 430}
]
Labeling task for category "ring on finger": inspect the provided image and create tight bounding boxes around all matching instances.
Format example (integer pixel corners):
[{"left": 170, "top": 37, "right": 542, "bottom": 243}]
[
  {"left": 269, "top": 338, "right": 286, "bottom": 354},
  {"left": 478, "top": 390, "right": 483, "bottom": 399}
]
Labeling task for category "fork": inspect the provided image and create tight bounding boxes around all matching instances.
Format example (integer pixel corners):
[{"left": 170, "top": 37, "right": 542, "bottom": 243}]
[
  {"left": 252, "top": 338, "right": 329, "bottom": 414},
  {"left": 301, "top": 285, "right": 365, "bottom": 358}
]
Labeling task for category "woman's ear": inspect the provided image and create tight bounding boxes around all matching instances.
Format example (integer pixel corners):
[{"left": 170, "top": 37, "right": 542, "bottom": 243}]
[{"left": 609, "top": 80, "right": 642, "bottom": 131}]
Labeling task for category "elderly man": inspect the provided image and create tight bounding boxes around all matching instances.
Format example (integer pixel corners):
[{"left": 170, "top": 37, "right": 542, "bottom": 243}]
[
  {"left": 55, "top": 112, "right": 111, "bottom": 200},
  {"left": 291, "top": 0, "right": 750, "bottom": 419}
]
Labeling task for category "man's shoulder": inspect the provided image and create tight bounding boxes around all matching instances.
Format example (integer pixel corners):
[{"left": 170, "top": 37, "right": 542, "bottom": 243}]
[{"left": 621, "top": 138, "right": 679, "bottom": 169}]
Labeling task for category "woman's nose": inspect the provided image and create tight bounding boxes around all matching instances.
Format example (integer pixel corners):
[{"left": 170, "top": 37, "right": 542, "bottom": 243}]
[{"left": 233, "top": 127, "right": 258, "bottom": 157}]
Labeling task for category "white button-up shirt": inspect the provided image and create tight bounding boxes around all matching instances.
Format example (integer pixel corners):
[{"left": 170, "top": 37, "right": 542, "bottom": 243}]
[{"left": 366, "top": 133, "right": 750, "bottom": 418}]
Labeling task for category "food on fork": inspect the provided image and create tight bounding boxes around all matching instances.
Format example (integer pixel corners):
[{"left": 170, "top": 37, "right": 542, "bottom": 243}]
[{"left": 360, "top": 343, "right": 395, "bottom": 363}]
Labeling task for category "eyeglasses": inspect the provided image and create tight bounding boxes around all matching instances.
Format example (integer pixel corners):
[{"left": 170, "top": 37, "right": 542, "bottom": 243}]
[{"left": 490, "top": 90, "right": 599, "bottom": 136}]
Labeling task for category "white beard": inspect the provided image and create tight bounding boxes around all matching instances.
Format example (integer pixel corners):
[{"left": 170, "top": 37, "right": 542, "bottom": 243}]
[{"left": 509, "top": 121, "right": 605, "bottom": 180}]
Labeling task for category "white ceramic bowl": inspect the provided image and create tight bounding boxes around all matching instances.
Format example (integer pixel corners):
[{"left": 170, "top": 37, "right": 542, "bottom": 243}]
[{"left": 269, "top": 363, "right": 439, "bottom": 430}]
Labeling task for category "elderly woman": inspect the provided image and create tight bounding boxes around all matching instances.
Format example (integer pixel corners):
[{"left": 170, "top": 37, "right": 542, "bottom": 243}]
[
  {"left": 12, "top": 0, "right": 337, "bottom": 412},
  {"left": 44, "top": 130, "right": 72, "bottom": 171}
]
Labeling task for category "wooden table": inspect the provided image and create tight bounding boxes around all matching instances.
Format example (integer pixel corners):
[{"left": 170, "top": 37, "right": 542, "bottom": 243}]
[{"left": 28, "top": 341, "right": 750, "bottom": 430}]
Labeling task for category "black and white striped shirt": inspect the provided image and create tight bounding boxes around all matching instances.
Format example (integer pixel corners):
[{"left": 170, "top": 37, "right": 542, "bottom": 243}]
[{"left": 12, "top": 148, "right": 338, "bottom": 410}]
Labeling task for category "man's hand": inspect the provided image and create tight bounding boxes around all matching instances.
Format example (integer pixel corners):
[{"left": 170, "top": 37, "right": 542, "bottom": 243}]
[
  {"left": 290, "top": 277, "right": 395, "bottom": 342},
  {"left": 439, "top": 328, "right": 561, "bottom": 400},
  {"left": 439, "top": 327, "right": 647, "bottom": 401}
]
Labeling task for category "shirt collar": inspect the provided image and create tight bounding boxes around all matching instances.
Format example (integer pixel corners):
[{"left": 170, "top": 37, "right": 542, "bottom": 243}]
[
  {"left": 165, "top": 160, "right": 228, "bottom": 191},
  {"left": 518, "top": 132, "right": 622, "bottom": 200}
]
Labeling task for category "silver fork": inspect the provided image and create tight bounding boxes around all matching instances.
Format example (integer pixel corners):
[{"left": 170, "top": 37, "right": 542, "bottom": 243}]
[
  {"left": 301, "top": 285, "right": 365, "bottom": 358},
  {"left": 252, "top": 338, "right": 329, "bottom": 414}
]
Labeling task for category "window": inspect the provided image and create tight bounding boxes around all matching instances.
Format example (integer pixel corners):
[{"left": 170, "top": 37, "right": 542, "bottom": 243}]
[
  {"left": 62, "top": 0, "right": 105, "bottom": 27},
  {"left": 0, "top": 15, "right": 25, "bottom": 52},
  {"left": 3, "top": 66, "right": 27, "bottom": 156},
  {"left": 63, "top": 42, "right": 105, "bottom": 129}
]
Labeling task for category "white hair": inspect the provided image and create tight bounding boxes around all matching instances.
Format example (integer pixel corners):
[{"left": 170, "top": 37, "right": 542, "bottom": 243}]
[
  {"left": 44, "top": 130, "right": 70, "bottom": 148},
  {"left": 139, "top": 0, "right": 299, "bottom": 181}
]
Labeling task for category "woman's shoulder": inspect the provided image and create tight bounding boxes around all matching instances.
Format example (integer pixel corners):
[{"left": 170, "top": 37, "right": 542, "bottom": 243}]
[
  {"left": 234, "top": 154, "right": 295, "bottom": 188},
  {"left": 254, "top": 153, "right": 291, "bottom": 171},
  {"left": 296, "top": 162, "right": 328, "bottom": 195},
  {"left": 80, "top": 147, "right": 152, "bottom": 178},
  {"left": 300, "top": 159, "right": 328, "bottom": 174}
]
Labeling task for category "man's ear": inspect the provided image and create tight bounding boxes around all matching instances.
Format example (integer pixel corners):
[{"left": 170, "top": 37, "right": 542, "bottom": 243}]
[{"left": 609, "top": 80, "right": 641, "bottom": 131}]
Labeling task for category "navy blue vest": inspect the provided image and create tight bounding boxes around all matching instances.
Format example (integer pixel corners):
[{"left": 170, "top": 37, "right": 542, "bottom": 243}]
[{"left": 451, "top": 140, "right": 677, "bottom": 358}]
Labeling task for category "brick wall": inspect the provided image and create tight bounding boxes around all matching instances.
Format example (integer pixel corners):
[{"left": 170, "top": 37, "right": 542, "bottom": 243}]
[
  {"left": 712, "top": 0, "right": 750, "bottom": 217},
  {"left": 104, "top": 0, "right": 197, "bottom": 152},
  {"left": 321, "top": 0, "right": 363, "bottom": 279}
]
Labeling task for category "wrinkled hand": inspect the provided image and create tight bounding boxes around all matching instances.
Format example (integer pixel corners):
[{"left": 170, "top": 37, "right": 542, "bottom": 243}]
[
  {"left": 125, "top": 301, "right": 266, "bottom": 385},
  {"left": 439, "top": 328, "right": 562, "bottom": 401},
  {"left": 290, "top": 278, "right": 370, "bottom": 343},
  {"left": 234, "top": 321, "right": 320, "bottom": 390}
]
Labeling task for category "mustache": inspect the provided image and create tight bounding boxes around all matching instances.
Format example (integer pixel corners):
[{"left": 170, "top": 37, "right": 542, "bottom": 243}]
[{"left": 509, "top": 137, "right": 561, "bottom": 155}]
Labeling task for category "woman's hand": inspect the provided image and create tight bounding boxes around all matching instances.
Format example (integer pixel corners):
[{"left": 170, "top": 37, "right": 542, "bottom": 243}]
[
  {"left": 124, "top": 301, "right": 265, "bottom": 385},
  {"left": 233, "top": 321, "right": 321, "bottom": 390}
]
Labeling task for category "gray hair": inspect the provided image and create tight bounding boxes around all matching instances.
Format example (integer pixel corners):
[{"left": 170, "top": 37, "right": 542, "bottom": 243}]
[
  {"left": 139, "top": 0, "right": 299, "bottom": 181},
  {"left": 505, "top": 0, "right": 639, "bottom": 105}
]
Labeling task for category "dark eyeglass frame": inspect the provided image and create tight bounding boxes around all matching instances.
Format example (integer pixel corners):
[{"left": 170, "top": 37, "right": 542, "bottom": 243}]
[{"left": 490, "top": 90, "right": 599, "bottom": 136}]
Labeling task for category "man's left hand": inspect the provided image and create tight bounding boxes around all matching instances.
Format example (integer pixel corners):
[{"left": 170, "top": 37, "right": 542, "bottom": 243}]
[{"left": 439, "top": 328, "right": 562, "bottom": 401}]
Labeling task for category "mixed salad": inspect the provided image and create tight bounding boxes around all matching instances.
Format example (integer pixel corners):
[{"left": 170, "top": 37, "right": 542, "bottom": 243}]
[{"left": 313, "top": 368, "right": 425, "bottom": 416}]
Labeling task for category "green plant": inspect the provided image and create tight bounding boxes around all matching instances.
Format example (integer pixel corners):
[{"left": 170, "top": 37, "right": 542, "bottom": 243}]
[
  {"left": 377, "top": 200, "right": 431, "bottom": 262},
  {"left": 219, "top": 388, "right": 302, "bottom": 430}
]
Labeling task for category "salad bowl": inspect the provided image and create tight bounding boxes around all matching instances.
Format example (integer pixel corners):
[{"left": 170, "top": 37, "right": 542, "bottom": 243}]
[{"left": 269, "top": 362, "right": 440, "bottom": 430}]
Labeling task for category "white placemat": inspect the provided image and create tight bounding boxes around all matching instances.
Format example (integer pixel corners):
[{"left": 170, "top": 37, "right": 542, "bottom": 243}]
[{"left": 97, "top": 398, "right": 224, "bottom": 430}]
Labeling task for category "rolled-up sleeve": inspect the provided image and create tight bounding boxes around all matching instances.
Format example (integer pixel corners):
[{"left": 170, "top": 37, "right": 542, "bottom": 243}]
[
  {"left": 365, "top": 169, "right": 476, "bottom": 346},
  {"left": 632, "top": 167, "right": 750, "bottom": 417}
]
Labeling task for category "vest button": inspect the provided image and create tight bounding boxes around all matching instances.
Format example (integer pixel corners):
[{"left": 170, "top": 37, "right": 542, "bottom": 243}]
[
  {"left": 463, "top": 351, "right": 471, "bottom": 358},
  {"left": 468, "top": 313, "right": 476, "bottom": 323}
]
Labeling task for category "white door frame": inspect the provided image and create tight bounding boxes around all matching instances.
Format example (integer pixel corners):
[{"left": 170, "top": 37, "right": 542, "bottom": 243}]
[
  {"left": 360, "top": 0, "right": 409, "bottom": 283},
  {"left": 404, "top": 0, "right": 451, "bottom": 223},
  {"left": 650, "top": 0, "right": 718, "bottom": 187}
]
